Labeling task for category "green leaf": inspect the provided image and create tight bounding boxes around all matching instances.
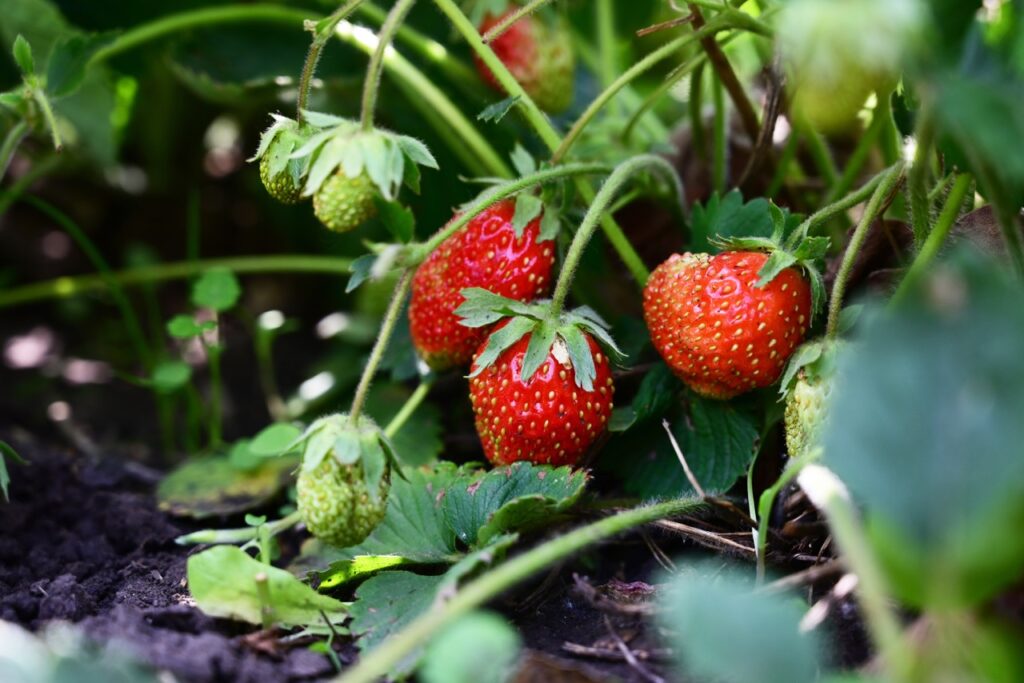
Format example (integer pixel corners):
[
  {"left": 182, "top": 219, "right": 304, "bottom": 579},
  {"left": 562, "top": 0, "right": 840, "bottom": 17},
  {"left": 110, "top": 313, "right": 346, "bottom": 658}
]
[
  {"left": 374, "top": 198, "right": 415, "bottom": 243},
  {"left": 248, "top": 423, "right": 303, "bottom": 456},
  {"left": 191, "top": 268, "right": 241, "bottom": 312},
  {"left": 228, "top": 439, "right": 264, "bottom": 471},
  {"left": 690, "top": 191, "right": 798, "bottom": 253},
  {"left": 511, "top": 193, "right": 543, "bottom": 239},
  {"left": 538, "top": 205, "right": 561, "bottom": 241},
  {"left": 150, "top": 361, "right": 191, "bottom": 393},
  {"left": 509, "top": 143, "right": 536, "bottom": 177},
  {"left": 350, "top": 571, "right": 444, "bottom": 663},
  {"left": 12, "top": 35, "right": 34, "bottom": 76},
  {"left": 360, "top": 133, "right": 392, "bottom": 199},
  {"left": 46, "top": 33, "right": 115, "bottom": 98},
  {"left": 442, "top": 462, "right": 588, "bottom": 547},
  {"left": 419, "top": 611, "right": 522, "bottom": 683},
  {"left": 360, "top": 432, "right": 387, "bottom": 504},
  {"left": 0, "top": 440, "right": 26, "bottom": 502},
  {"left": 316, "top": 555, "right": 412, "bottom": 590},
  {"left": 631, "top": 362, "right": 681, "bottom": 424},
  {"left": 823, "top": 252, "right": 1024, "bottom": 608},
  {"left": 157, "top": 454, "right": 297, "bottom": 519},
  {"left": 346, "top": 253, "right": 378, "bottom": 293},
  {"left": 166, "top": 314, "right": 205, "bottom": 339},
  {"left": 467, "top": 316, "right": 536, "bottom": 376},
  {"left": 778, "top": 340, "right": 824, "bottom": 395},
  {"left": 477, "top": 96, "right": 520, "bottom": 123},
  {"left": 188, "top": 546, "right": 346, "bottom": 626},
  {"left": 659, "top": 564, "right": 822, "bottom": 683},
  {"left": 607, "top": 407, "right": 637, "bottom": 432}
]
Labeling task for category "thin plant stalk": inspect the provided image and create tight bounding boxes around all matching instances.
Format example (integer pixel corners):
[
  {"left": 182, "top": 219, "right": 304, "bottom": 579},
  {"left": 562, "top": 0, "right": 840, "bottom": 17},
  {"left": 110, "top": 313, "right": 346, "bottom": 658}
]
[
  {"left": 359, "top": 0, "right": 417, "bottom": 131},
  {"left": 383, "top": 380, "right": 433, "bottom": 439},
  {"left": 482, "top": 0, "right": 556, "bottom": 42},
  {"left": 297, "top": 0, "right": 366, "bottom": 123}
]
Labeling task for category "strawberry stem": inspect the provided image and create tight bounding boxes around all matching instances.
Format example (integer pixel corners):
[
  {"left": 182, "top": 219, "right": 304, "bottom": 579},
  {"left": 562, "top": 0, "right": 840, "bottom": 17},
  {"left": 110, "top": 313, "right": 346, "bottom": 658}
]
[
  {"left": 784, "top": 164, "right": 892, "bottom": 251},
  {"left": 826, "top": 162, "right": 906, "bottom": 339},
  {"left": 297, "top": 0, "right": 366, "bottom": 125},
  {"left": 359, "top": 0, "right": 417, "bottom": 132},
  {"left": 347, "top": 270, "right": 413, "bottom": 426},
  {"left": 332, "top": 496, "right": 705, "bottom": 683},
  {"left": 548, "top": 155, "right": 683, "bottom": 318},
  {"left": 413, "top": 162, "right": 612, "bottom": 261},
  {"left": 481, "top": 0, "right": 556, "bottom": 43}
]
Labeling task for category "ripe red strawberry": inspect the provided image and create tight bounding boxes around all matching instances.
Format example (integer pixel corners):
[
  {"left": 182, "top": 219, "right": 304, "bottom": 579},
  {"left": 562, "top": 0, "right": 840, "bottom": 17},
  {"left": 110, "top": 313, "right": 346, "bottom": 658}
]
[
  {"left": 475, "top": 10, "right": 575, "bottom": 114},
  {"left": 643, "top": 251, "right": 812, "bottom": 399},
  {"left": 409, "top": 199, "right": 555, "bottom": 371},
  {"left": 468, "top": 323, "right": 614, "bottom": 466}
]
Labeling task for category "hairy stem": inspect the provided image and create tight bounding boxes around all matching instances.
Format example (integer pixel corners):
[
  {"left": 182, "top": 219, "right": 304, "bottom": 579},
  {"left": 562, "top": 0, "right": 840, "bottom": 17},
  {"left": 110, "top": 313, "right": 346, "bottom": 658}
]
[
  {"left": 785, "top": 165, "right": 891, "bottom": 251},
  {"left": 359, "top": 0, "right": 417, "bottom": 131},
  {"left": 549, "top": 156, "right": 682, "bottom": 316},
  {"left": 890, "top": 173, "right": 972, "bottom": 307},
  {"left": 908, "top": 110, "right": 935, "bottom": 246},
  {"left": 348, "top": 270, "right": 413, "bottom": 425},
  {"left": 826, "top": 163, "right": 906, "bottom": 338},
  {"left": 32, "top": 90, "right": 63, "bottom": 152},
  {"left": 334, "top": 497, "right": 704, "bottom": 683},
  {"left": 176, "top": 510, "right": 304, "bottom": 545},
  {"left": 297, "top": 0, "right": 366, "bottom": 123},
  {"left": 0, "top": 120, "right": 28, "bottom": 178}
]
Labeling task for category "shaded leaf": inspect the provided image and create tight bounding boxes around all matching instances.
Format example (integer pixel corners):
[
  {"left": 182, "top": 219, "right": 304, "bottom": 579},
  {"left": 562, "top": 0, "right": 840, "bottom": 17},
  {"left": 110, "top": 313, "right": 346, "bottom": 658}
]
[
  {"left": 157, "top": 455, "right": 297, "bottom": 519},
  {"left": 477, "top": 96, "right": 520, "bottom": 123},
  {"left": 191, "top": 268, "right": 241, "bottom": 312}
]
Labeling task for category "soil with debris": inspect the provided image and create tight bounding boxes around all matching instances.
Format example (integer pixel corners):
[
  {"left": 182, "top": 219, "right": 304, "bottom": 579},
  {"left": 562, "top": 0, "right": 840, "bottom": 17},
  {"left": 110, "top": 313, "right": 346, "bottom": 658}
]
[{"left": 0, "top": 434, "right": 870, "bottom": 683}]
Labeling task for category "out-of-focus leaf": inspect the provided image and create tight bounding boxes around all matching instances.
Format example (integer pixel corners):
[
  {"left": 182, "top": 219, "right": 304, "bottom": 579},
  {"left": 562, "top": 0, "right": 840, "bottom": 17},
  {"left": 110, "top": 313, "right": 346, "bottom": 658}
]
[
  {"left": 658, "top": 564, "right": 822, "bottom": 683},
  {"left": 419, "top": 611, "right": 522, "bottom": 683},
  {"left": 824, "top": 250, "right": 1024, "bottom": 608},
  {"left": 191, "top": 268, "right": 241, "bottom": 312},
  {"left": 157, "top": 454, "right": 297, "bottom": 519}
]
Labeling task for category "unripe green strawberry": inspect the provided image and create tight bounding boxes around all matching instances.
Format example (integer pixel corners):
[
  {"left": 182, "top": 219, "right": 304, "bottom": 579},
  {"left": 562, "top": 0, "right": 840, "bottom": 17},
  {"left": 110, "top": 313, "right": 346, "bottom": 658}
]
[
  {"left": 313, "top": 171, "right": 378, "bottom": 233},
  {"left": 476, "top": 10, "right": 575, "bottom": 114},
  {"left": 297, "top": 455, "right": 390, "bottom": 547},
  {"left": 781, "top": 339, "right": 842, "bottom": 459},
  {"left": 259, "top": 154, "right": 302, "bottom": 204}
]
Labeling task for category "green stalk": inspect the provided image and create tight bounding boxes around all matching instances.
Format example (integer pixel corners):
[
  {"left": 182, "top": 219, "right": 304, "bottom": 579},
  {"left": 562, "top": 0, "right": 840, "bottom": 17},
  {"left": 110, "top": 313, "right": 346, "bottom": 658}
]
[
  {"left": 347, "top": 270, "right": 413, "bottom": 425},
  {"left": 31, "top": 90, "right": 63, "bottom": 152},
  {"left": 24, "top": 197, "right": 152, "bottom": 368},
  {"left": 0, "top": 255, "right": 354, "bottom": 309},
  {"left": 755, "top": 451, "right": 817, "bottom": 583},
  {"left": 814, "top": 477, "right": 912, "bottom": 679},
  {"left": 826, "top": 163, "right": 906, "bottom": 339},
  {"left": 785, "top": 165, "right": 891, "bottom": 251},
  {"left": 359, "top": 0, "right": 417, "bottom": 131},
  {"left": 414, "top": 162, "right": 611, "bottom": 258},
  {"left": 824, "top": 93, "right": 891, "bottom": 204},
  {"left": 712, "top": 73, "right": 727, "bottom": 194},
  {"left": 89, "top": 5, "right": 312, "bottom": 65},
  {"left": 596, "top": 0, "right": 618, "bottom": 111},
  {"left": 383, "top": 380, "right": 433, "bottom": 439},
  {"left": 334, "top": 497, "right": 704, "bottom": 683},
  {"left": 553, "top": 26, "right": 722, "bottom": 163},
  {"left": 549, "top": 155, "right": 682, "bottom": 317},
  {"left": 0, "top": 120, "right": 28, "bottom": 178},
  {"left": 890, "top": 173, "right": 973, "bottom": 307},
  {"left": 432, "top": 0, "right": 560, "bottom": 151},
  {"left": 297, "top": 0, "right": 366, "bottom": 123},
  {"left": 482, "top": 0, "right": 556, "bottom": 42},
  {"left": 801, "top": 126, "right": 838, "bottom": 191},
  {"left": 176, "top": 510, "right": 303, "bottom": 545},
  {"left": 908, "top": 111, "right": 935, "bottom": 246}
]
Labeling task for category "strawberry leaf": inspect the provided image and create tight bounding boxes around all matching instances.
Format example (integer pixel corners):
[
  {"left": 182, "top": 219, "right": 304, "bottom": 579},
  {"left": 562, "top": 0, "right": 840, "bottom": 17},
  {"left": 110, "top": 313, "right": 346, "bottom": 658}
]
[
  {"left": 511, "top": 193, "right": 543, "bottom": 239},
  {"left": 347, "top": 253, "right": 377, "bottom": 293},
  {"left": 477, "top": 95, "right": 520, "bottom": 123},
  {"left": 12, "top": 35, "right": 34, "bottom": 76},
  {"left": 300, "top": 109, "right": 347, "bottom": 128},
  {"left": 509, "top": 143, "right": 536, "bottom": 177},
  {"left": 468, "top": 317, "right": 536, "bottom": 376}
]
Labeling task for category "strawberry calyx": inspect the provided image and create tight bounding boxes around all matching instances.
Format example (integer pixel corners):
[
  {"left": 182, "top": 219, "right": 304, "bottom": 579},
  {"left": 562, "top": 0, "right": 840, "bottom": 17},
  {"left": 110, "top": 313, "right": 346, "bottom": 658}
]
[
  {"left": 288, "top": 110, "right": 438, "bottom": 201},
  {"left": 778, "top": 338, "right": 844, "bottom": 398},
  {"left": 713, "top": 202, "right": 829, "bottom": 316},
  {"left": 286, "top": 413, "right": 405, "bottom": 505},
  {"left": 250, "top": 114, "right": 318, "bottom": 193},
  {"left": 455, "top": 287, "right": 624, "bottom": 392}
]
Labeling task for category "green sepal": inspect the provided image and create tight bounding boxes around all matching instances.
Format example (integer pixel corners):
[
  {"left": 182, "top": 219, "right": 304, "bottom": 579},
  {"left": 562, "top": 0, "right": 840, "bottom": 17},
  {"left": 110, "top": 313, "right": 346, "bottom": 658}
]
[
  {"left": 468, "top": 317, "right": 537, "bottom": 377},
  {"left": 511, "top": 193, "right": 543, "bottom": 239},
  {"left": 560, "top": 324, "right": 597, "bottom": 391},
  {"left": 334, "top": 430, "right": 362, "bottom": 464},
  {"left": 377, "top": 433, "right": 410, "bottom": 482},
  {"left": 12, "top": 35, "right": 34, "bottom": 77},
  {"left": 509, "top": 144, "right": 536, "bottom": 177},
  {"left": 779, "top": 338, "right": 843, "bottom": 397},
  {"left": 520, "top": 318, "right": 557, "bottom": 383},
  {"left": 359, "top": 431, "right": 387, "bottom": 505},
  {"left": 455, "top": 288, "right": 545, "bottom": 328}
]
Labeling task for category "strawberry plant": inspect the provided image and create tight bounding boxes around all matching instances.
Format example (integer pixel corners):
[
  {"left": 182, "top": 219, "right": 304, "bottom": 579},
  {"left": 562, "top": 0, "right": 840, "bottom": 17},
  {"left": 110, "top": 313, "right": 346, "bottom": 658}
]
[{"left": 2, "top": 0, "right": 1024, "bottom": 681}]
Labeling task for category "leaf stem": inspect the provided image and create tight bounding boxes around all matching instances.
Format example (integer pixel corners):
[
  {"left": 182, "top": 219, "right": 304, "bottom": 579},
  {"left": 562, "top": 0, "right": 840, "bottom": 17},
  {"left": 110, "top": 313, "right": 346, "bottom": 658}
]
[
  {"left": 785, "top": 164, "right": 891, "bottom": 251},
  {"left": 890, "top": 173, "right": 972, "bottom": 307},
  {"left": 348, "top": 270, "right": 413, "bottom": 426},
  {"left": 0, "top": 255, "right": 353, "bottom": 309},
  {"left": 482, "top": 0, "right": 556, "bottom": 43},
  {"left": 383, "top": 380, "right": 433, "bottom": 439},
  {"left": 908, "top": 110, "right": 935, "bottom": 246},
  {"left": 549, "top": 155, "right": 682, "bottom": 317},
  {"left": 826, "top": 163, "right": 906, "bottom": 339},
  {"left": 176, "top": 510, "right": 304, "bottom": 546},
  {"left": 414, "top": 162, "right": 611, "bottom": 258},
  {"left": 333, "top": 497, "right": 704, "bottom": 683},
  {"left": 297, "top": 0, "right": 366, "bottom": 124},
  {"left": 755, "top": 450, "right": 817, "bottom": 583},
  {"left": 0, "top": 120, "right": 28, "bottom": 179},
  {"left": 31, "top": 89, "right": 63, "bottom": 152},
  {"left": 359, "top": 0, "right": 417, "bottom": 131}
]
